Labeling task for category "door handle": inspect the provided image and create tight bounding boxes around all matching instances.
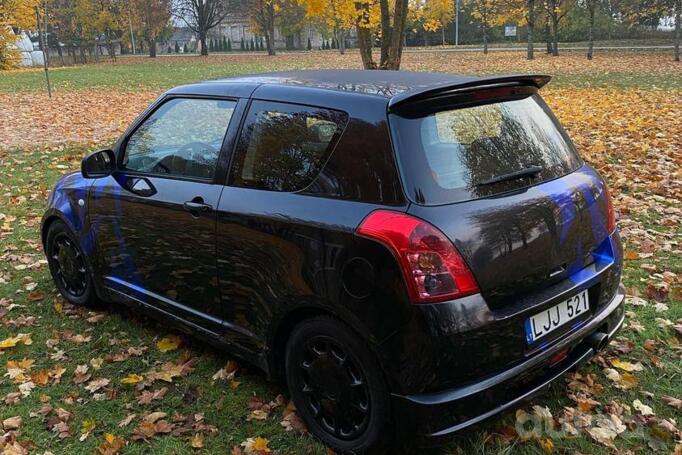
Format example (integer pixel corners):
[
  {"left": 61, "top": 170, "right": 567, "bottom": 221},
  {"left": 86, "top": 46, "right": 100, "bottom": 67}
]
[{"left": 183, "top": 200, "right": 212, "bottom": 215}]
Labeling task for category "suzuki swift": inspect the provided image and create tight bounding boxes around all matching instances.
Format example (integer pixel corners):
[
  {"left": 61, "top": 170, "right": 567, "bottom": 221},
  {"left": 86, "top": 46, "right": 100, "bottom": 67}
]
[{"left": 43, "top": 70, "right": 624, "bottom": 454}]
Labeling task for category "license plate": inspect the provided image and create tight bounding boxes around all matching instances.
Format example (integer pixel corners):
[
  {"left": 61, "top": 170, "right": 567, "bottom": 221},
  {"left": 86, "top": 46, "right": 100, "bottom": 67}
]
[{"left": 525, "top": 290, "right": 589, "bottom": 344}]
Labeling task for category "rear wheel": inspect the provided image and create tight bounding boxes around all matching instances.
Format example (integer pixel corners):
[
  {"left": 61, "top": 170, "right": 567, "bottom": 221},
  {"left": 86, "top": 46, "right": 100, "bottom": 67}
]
[
  {"left": 46, "top": 220, "right": 97, "bottom": 307},
  {"left": 285, "top": 316, "right": 392, "bottom": 454}
]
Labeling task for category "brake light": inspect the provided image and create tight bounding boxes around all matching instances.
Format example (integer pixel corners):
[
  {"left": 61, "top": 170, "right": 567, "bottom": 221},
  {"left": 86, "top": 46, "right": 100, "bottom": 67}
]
[
  {"left": 603, "top": 184, "right": 616, "bottom": 234},
  {"left": 356, "top": 210, "right": 479, "bottom": 304}
]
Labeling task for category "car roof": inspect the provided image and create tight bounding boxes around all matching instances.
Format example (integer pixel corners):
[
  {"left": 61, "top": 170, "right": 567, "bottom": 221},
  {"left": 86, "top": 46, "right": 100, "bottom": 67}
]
[{"left": 168, "top": 70, "right": 551, "bottom": 111}]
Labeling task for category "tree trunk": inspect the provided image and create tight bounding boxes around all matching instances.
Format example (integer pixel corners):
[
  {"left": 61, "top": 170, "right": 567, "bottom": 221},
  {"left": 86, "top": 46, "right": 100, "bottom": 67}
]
[
  {"left": 587, "top": 0, "right": 597, "bottom": 60},
  {"left": 338, "top": 29, "right": 346, "bottom": 54},
  {"left": 266, "top": 26, "right": 276, "bottom": 55},
  {"left": 57, "top": 44, "right": 64, "bottom": 66},
  {"left": 356, "top": 24, "right": 376, "bottom": 69},
  {"left": 108, "top": 33, "right": 116, "bottom": 61},
  {"left": 545, "top": 15, "right": 552, "bottom": 54},
  {"left": 552, "top": 16, "right": 559, "bottom": 56},
  {"left": 266, "top": 5, "right": 276, "bottom": 57},
  {"left": 200, "top": 33, "right": 208, "bottom": 56},
  {"left": 675, "top": 0, "right": 681, "bottom": 62},
  {"left": 379, "top": 0, "right": 391, "bottom": 65},
  {"left": 383, "top": 0, "right": 409, "bottom": 69},
  {"left": 550, "top": 0, "right": 559, "bottom": 57},
  {"left": 149, "top": 38, "right": 157, "bottom": 57},
  {"left": 483, "top": 23, "right": 488, "bottom": 54},
  {"left": 527, "top": 0, "right": 534, "bottom": 60},
  {"left": 441, "top": 27, "right": 445, "bottom": 45}
]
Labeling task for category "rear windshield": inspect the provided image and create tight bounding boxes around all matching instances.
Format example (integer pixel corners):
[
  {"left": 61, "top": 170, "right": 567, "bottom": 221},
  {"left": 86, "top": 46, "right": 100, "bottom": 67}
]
[{"left": 389, "top": 94, "right": 582, "bottom": 205}]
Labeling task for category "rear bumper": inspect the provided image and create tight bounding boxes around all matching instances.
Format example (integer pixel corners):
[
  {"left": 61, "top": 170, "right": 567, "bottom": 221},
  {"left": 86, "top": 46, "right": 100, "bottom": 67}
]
[{"left": 391, "top": 283, "right": 625, "bottom": 445}]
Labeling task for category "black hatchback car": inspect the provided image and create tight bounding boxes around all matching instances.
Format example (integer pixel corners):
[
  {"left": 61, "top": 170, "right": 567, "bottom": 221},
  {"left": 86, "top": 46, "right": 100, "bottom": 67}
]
[{"left": 43, "top": 70, "right": 624, "bottom": 453}]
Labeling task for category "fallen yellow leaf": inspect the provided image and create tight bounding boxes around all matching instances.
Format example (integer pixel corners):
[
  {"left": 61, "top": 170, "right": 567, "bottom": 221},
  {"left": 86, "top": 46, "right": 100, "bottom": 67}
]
[
  {"left": 0, "top": 333, "right": 32, "bottom": 349},
  {"left": 81, "top": 418, "right": 96, "bottom": 435},
  {"left": 190, "top": 433, "right": 204, "bottom": 448},
  {"left": 0, "top": 337, "right": 19, "bottom": 349},
  {"left": 156, "top": 335, "right": 182, "bottom": 353},
  {"left": 121, "top": 374, "right": 144, "bottom": 385},
  {"left": 611, "top": 359, "right": 643, "bottom": 372},
  {"left": 252, "top": 437, "right": 271, "bottom": 453}
]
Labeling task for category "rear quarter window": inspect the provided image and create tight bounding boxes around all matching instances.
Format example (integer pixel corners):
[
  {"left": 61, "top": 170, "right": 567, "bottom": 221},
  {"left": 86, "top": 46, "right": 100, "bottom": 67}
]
[
  {"left": 229, "top": 100, "right": 348, "bottom": 192},
  {"left": 389, "top": 94, "right": 582, "bottom": 205}
]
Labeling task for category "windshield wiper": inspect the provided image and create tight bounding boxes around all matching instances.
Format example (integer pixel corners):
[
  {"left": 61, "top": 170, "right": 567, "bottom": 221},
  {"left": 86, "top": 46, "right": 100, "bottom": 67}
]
[{"left": 477, "top": 165, "right": 543, "bottom": 186}]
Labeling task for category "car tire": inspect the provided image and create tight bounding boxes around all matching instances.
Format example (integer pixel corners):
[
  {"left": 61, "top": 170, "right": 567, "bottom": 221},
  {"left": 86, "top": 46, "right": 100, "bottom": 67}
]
[
  {"left": 46, "top": 220, "right": 98, "bottom": 307},
  {"left": 285, "top": 316, "right": 393, "bottom": 454}
]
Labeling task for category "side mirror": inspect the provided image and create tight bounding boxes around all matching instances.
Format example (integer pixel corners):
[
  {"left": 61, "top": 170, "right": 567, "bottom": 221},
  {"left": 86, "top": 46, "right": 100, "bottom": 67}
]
[{"left": 81, "top": 149, "right": 115, "bottom": 178}]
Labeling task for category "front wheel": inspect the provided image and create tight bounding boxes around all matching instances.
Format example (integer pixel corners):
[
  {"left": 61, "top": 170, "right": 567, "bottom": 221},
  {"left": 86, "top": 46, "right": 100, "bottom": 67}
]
[
  {"left": 285, "top": 316, "right": 393, "bottom": 454},
  {"left": 45, "top": 220, "right": 98, "bottom": 307}
]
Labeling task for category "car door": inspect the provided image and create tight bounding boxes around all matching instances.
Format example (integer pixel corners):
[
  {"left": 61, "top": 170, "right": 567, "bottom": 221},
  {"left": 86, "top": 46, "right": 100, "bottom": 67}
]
[
  {"left": 215, "top": 100, "right": 349, "bottom": 350},
  {"left": 89, "top": 96, "right": 242, "bottom": 331}
]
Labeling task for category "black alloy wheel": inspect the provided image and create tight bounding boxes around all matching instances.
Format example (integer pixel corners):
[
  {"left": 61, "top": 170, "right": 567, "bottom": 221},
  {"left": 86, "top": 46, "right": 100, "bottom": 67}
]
[
  {"left": 51, "top": 232, "right": 88, "bottom": 297},
  {"left": 298, "top": 335, "right": 370, "bottom": 439},
  {"left": 46, "top": 220, "right": 97, "bottom": 307},
  {"left": 285, "top": 316, "right": 392, "bottom": 454}
]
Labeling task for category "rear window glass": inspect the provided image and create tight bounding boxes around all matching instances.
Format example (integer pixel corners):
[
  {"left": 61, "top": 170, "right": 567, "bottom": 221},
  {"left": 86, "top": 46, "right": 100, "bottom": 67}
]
[
  {"left": 229, "top": 100, "right": 348, "bottom": 192},
  {"left": 389, "top": 95, "right": 582, "bottom": 205}
]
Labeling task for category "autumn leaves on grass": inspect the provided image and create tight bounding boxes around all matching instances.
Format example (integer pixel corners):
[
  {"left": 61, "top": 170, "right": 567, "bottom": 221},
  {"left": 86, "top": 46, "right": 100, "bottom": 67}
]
[{"left": 0, "top": 315, "right": 304, "bottom": 454}]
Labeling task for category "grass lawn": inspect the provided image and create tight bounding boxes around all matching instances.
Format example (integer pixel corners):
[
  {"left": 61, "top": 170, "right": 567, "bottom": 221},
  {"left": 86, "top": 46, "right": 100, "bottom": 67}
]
[
  {"left": 1, "top": 49, "right": 681, "bottom": 93},
  {"left": 0, "top": 50, "right": 680, "bottom": 454}
]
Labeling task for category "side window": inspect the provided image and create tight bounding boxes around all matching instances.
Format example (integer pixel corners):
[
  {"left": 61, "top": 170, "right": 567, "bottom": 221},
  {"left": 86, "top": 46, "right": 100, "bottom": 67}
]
[
  {"left": 229, "top": 100, "right": 348, "bottom": 192},
  {"left": 123, "top": 98, "right": 236, "bottom": 180}
]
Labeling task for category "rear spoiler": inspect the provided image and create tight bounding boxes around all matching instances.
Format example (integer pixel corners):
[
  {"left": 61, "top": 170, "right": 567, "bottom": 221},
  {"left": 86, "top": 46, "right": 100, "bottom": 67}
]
[{"left": 387, "top": 74, "right": 551, "bottom": 112}]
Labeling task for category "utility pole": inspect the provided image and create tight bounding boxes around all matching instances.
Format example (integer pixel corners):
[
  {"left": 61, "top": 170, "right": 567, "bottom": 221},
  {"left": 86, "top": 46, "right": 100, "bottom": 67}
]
[
  {"left": 454, "top": 0, "right": 460, "bottom": 46},
  {"left": 35, "top": 5, "right": 51, "bottom": 98}
]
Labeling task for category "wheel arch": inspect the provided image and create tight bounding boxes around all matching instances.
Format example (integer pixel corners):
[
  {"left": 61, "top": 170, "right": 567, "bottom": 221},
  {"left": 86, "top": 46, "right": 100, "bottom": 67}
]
[
  {"left": 41, "top": 210, "right": 106, "bottom": 301},
  {"left": 268, "top": 306, "right": 332, "bottom": 382},
  {"left": 267, "top": 303, "right": 395, "bottom": 388},
  {"left": 41, "top": 212, "right": 73, "bottom": 251}
]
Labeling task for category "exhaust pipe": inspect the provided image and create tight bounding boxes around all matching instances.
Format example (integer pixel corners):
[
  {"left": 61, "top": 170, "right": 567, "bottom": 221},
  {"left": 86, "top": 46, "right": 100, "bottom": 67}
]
[{"left": 586, "top": 332, "right": 609, "bottom": 352}]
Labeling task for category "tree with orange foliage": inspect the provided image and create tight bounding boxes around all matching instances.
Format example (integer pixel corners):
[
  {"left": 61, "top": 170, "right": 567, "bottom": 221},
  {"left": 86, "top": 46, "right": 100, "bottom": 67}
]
[
  {"left": 249, "top": 0, "right": 281, "bottom": 55},
  {"left": 129, "top": 0, "right": 172, "bottom": 57},
  {"left": 352, "top": 0, "right": 409, "bottom": 69},
  {"left": 298, "top": 0, "right": 356, "bottom": 53},
  {"left": 467, "top": 0, "right": 505, "bottom": 53},
  {"left": 544, "top": 0, "right": 574, "bottom": 56},
  {"left": 300, "top": 0, "right": 409, "bottom": 69},
  {"left": 0, "top": 0, "right": 39, "bottom": 68},
  {"left": 618, "top": 0, "right": 680, "bottom": 61},
  {"left": 422, "top": 0, "right": 454, "bottom": 45}
]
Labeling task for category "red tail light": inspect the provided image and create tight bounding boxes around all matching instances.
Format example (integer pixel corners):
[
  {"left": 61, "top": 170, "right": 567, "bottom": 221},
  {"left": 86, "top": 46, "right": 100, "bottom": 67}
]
[
  {"left": 603, "top": 184, "right": 616, "bottom": 234},
  {"left": 356, "top": 210, "right": 479, "bottom": 304}
]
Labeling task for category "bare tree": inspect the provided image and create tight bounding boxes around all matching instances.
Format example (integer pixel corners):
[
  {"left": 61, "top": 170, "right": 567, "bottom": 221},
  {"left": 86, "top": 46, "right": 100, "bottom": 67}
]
[{"left": 175, "top": 0, "right": 230, "bottom": 55}]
